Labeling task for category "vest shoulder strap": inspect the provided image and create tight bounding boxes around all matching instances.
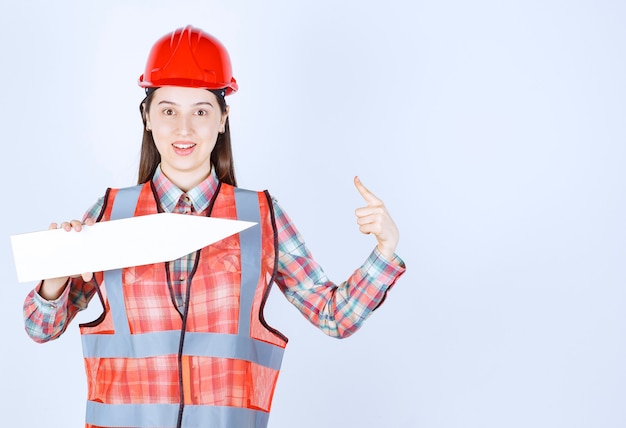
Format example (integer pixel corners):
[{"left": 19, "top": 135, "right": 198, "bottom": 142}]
[{"left": 110, "top": 184, "right": 143, "bottom": 220}]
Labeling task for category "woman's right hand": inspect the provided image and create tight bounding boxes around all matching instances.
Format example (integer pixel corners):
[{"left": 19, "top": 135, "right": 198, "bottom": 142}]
[{"left": 39, "top": 219, "right": 95, "bottom": 301}]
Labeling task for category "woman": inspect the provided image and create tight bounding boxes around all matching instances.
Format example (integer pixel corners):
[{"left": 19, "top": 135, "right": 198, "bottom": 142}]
[{"left": 23, "top": 25, "right": 405, "bottom": 428}]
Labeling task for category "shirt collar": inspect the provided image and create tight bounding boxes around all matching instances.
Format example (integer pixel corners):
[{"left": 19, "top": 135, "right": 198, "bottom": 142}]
[{"left": 151, "top": 165, "right": 219, "bottom": 213}]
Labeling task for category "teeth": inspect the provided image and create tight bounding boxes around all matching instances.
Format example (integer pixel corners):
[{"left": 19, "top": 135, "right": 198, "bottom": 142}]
[{"left": 174, "top": 143, "right": 194, "bottom": 149}]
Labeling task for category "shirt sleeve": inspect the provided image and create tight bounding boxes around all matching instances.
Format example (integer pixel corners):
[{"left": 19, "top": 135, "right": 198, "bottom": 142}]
[
  {"left": 272, "top": 199, "right": 406, "bottom": 339},
  {"left": 23, "top": 278, "right": 99, "bottom": 343},
  {"left": 22, "top": 197, "right": 106, "bottom": 343}
]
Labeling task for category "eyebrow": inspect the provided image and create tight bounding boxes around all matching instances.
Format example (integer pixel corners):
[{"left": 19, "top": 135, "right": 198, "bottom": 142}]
[{"left": 157, "top": 100, "right": 215, "bottom": 107}]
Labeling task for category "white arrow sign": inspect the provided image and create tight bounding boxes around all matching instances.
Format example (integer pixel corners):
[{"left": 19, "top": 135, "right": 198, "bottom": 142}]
[{"left": 10, "top": 213, "right": 256, "bottom": 283}]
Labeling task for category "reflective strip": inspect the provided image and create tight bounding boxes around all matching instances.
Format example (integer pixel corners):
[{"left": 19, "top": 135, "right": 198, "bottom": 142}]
[
  {"left": 183, "top": 332, "right": 284, "bottom": 369},
  {"left": 107, "top": 185, "right": 143, "bottom": 335},
  {"left": 82, "top": 329, "right": 181, "bottom": 358},
  {"left": 86, "top": 401, "right": 270, "bottom": 428},
  {"left": 234, "top": 187, "right": 261, "bottom": 337},
  {"left": 182, "top": 404, "right": 270, "bottom": 428},
  {"left": 104, "top": 268, "right": 129, "bottom": 335},
  {"left": 86, "top": 402, "right": 178, "bottom": 427},
  {"left": 110, "top": 185, "right": 143, "bottom": 221},
  {"left": 82, "top": 331, "right": 284, "bottom": 370}
]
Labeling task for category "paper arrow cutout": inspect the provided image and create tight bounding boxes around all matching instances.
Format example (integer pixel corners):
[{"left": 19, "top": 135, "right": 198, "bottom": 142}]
[{"left": 10, "top": 213, "right": 256, "bottom": 283}]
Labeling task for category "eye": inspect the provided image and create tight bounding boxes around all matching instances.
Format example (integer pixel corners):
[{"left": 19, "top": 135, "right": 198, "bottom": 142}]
[
  {"left": 162, "top": 108, "right": 175, "bottom": 116},
  {"left": 195, "top": 109, "right": 207, "bottom": 117}
]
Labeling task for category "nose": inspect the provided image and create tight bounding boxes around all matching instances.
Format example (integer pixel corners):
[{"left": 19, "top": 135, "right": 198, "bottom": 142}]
[{"left": 177, "top": 114, "right": 193, "bottom": 136}]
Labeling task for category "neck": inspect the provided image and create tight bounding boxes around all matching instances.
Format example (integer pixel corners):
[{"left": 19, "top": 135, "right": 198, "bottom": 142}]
[{"left": 161, "top": 166, "right": 211, "bottom": 193}]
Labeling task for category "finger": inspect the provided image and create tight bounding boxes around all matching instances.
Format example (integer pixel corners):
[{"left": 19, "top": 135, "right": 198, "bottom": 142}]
[
  {"left": 354, "top": 176, "right": 382, "bottom": 206},
  {"left": 48, "top": 222, "right": 58, "bottom": 230},
  {"left": 356, "top": 211, "right": 379, "bottom": 225},
  {"left": 355, "top": 205, "right": 384, "bottom": 218},
  {"left": 356, "top": 212, "right": 383, "bottom": 231},
  {"left": 81, "top": 272, "right": 94, "bottom": 282},
  {"left": 59, "top": 220, "right": 85, "bottom": 231},
  {"left": 69, "top": 220, "right": 84, "bottom": 232},
  {"left": 358, "top": 222, "right": 381, "bottom": 236},
  {"left": 358, "top": 223, "right": 382, "bottom": 236}
]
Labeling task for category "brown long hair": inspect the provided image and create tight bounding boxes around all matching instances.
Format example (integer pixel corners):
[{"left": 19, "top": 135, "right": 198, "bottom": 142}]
[{"left": 137, "top": 88, "right": 237, "bottom": 186}]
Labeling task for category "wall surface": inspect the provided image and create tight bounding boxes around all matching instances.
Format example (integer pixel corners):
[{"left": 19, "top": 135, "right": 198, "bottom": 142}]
[{"left": 2, "top": 1, "right": 626, "bottom": 427}]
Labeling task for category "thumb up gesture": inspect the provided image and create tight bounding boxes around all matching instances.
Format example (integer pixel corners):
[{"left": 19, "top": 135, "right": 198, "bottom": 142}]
[{"left": 354, "top": 176, "right": 400, "bottom": 260}]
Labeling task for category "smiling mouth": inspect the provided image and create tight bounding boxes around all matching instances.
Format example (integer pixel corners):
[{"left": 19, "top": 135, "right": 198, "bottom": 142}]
[{"left": 173, "top": 143, "right": 196, "bottom": 149}]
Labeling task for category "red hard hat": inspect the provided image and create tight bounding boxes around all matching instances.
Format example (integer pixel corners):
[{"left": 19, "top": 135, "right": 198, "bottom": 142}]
[{"left": 138, "top": 25, "right": 238, "bottom": 95}]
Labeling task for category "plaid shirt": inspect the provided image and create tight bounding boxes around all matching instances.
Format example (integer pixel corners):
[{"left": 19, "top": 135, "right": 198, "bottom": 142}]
[{"left": 23, "top": 166, "right": 406, "bottom": 340}]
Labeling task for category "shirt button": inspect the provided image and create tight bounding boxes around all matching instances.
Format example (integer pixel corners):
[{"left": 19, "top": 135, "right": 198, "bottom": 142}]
[
  {"left": 179, "top": 276, "right": 185, "bottom": 282},
  {"left": 183, "top": 195, "right": 191, "bottom": 203}
]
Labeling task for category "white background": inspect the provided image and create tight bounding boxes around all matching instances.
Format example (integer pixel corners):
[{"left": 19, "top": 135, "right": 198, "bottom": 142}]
[{"left": 2, "top": 1, "right": 626, "bottom": 427}]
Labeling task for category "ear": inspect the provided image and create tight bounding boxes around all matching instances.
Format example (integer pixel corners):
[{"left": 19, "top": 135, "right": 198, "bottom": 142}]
[
  {"left": 220, "top": 105, "right": 229, "bottom": 133},
  {"left": 141, "top": 102, "right": 152, "bottom": 131},
  {"left": 221, "top": 105, "right": 230, "bottom": 125}
]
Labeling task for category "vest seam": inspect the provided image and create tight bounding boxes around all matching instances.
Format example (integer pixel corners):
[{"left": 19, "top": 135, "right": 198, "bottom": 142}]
[
  {"left": 95, "top": 187, "right": 112, "bottom": 223},
  {"left": 258, "top": 190, "right": 289, "bottom": 344}
]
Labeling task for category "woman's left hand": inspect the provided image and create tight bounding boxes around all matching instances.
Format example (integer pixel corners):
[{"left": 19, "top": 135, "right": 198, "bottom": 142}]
[{"left": 354, "top": 176, "right": 399, "bottom": 260}]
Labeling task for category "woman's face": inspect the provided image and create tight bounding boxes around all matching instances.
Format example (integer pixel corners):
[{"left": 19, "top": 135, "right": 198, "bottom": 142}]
[{"left": 146, "top": 86, "right": 228, "bottom": 190}]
